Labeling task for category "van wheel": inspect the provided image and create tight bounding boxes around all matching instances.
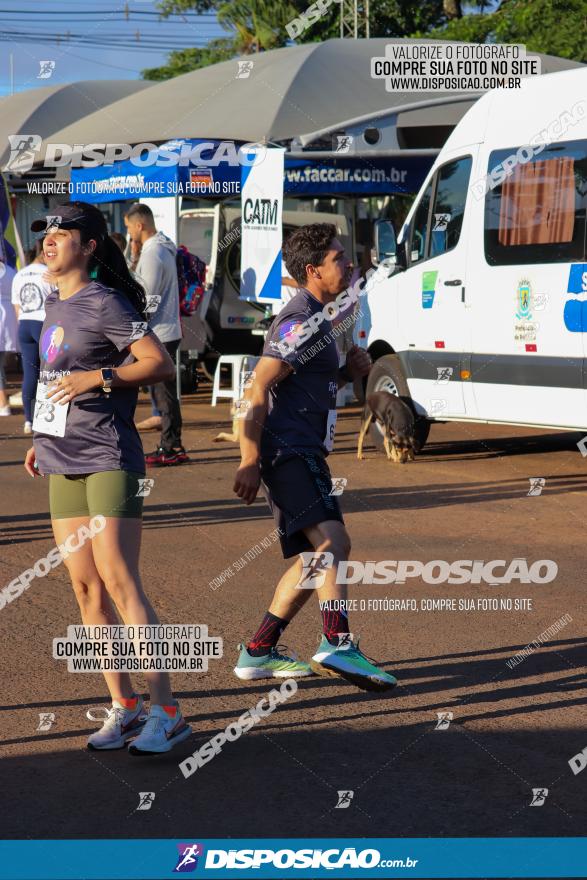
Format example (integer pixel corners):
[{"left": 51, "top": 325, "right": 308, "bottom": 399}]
[{"left": 365, "top": 354, "right": 431, "bottom": 453}]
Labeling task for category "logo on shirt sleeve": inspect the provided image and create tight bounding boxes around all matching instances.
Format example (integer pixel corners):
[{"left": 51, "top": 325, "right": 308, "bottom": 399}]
[{"left": 277, "top": 320, "right": 304, "bottom": 352}]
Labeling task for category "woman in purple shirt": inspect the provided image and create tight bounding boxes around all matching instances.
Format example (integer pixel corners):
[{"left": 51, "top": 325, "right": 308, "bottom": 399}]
[{"left": 24, "top": 202, "right": 191, "bottom": 755}]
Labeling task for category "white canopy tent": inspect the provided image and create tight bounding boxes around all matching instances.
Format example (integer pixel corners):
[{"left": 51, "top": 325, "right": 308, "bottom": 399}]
[{"left": 0, "top": 80, "right": 151, "bottom": 170}]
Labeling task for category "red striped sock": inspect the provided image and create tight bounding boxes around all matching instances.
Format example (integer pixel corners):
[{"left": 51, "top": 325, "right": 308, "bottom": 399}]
[
  {"left": 247, "top": 611, "right": 289, "bottom": 657},
  {"left": 117, "top": 695, "right": 138, "bottom": 710},
  {"left": 321, "top": 607, "right": 350, "bottom": 646}
]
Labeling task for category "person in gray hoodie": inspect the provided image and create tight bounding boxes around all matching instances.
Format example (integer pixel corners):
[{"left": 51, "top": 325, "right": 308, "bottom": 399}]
[{"left": 124, "top": 203, "right": 188, "bottom": 466}]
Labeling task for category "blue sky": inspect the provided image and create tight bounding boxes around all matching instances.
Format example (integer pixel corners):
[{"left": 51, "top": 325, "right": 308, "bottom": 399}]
[
  {"left": 0, "top": 0, "right": 225, "bottom": 95},
  {"left": 0, "top": 1, "right": 506, "bottom": 96}
]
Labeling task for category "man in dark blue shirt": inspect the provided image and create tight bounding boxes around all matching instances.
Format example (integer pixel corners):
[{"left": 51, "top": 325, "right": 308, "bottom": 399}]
[{"left": 233, "top": 223, "right": 397, "bottom": 692}]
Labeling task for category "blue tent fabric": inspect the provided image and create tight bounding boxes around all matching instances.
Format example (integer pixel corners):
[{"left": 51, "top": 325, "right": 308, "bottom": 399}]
[{"left": 70, "top": 139, "right": 432, "bottom": 203}]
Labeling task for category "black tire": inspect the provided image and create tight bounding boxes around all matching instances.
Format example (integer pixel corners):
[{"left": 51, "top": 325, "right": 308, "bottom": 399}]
[
  {"left": 365, "top": 354, "right": 431, "bottom": 453},
  {"left": 180, "top": 359, "right": 199, "bottom": 394}
]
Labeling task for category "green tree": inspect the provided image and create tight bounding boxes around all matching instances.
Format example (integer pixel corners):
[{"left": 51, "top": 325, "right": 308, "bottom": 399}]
[
  {"left": 142, "top": 0, "right": 448, "bottom": 79},
  {"left": 142, "top": 0, "right": 585, "bottom": 81},
  {"left": 427, "top": 0, "right": 587, "bottom": 62},
  {"left": 142, "top": 38, "right": 235, "bottom": 80},
  {"left": 143, "top": 0, "right": 296, "bottom": 79},
  {"left": 217, "top": 0, "right": 297, "bottom": 53}
]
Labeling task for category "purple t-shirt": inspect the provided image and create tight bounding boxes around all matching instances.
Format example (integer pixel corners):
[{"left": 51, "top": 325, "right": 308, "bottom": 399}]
[{"left": 33, "top": 282, "right": 150, "bottom": 475}]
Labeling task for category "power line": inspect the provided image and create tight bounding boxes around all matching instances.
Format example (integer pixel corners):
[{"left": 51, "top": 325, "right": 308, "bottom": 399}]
[
  {"left": 1, "top": 30, "right": 219, "bottom": 39},
  {"left": 0, "top": 15, "right": 218, "bottom": 22},
  {"left": 42, "top": 48, "right": 153, "bottom": 72},
  {"left": 0, "top": 30, "right": 215, "bottom": 47},
  {"left": 0, "top": 41, "right": 208, "bottom": 52},
  {"left": 0, "top": 7, "right": 217, "bottom": 13},
  {"left": 0, "top": 38, "right": 212, "bottom": 52},
  {"left": 0, "top": 39, "right": 212, "bottom": 48},
  {"left": 2, "top": 29, "right": 220, "bottom": 35}
]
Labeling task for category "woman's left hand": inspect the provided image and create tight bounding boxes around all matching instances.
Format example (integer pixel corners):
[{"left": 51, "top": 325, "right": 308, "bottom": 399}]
[{"left": 47, "top": 370, "right": 101, "bottom": 405}]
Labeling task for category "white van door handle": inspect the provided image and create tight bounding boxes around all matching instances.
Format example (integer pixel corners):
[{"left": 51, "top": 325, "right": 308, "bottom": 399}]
[{"left": 444, "top": 279, "right": 462, "bottom": 286}]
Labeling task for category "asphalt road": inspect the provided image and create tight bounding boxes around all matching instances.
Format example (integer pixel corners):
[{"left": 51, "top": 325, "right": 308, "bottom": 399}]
[{"left": 1, "top": 386, "right": 586, "bottom": 861}]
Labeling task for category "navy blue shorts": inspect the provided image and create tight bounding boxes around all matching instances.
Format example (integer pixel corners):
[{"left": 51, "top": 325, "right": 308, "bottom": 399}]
[{"left": 260, "top": 451, "right": 344, "bottom": 559}]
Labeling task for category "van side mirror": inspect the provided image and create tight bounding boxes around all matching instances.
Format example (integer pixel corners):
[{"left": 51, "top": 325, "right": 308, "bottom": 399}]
[{"left": 372, "top": 219, "right": 397, "bottom": 267}]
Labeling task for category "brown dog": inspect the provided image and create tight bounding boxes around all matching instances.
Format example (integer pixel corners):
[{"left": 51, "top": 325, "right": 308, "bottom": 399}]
[
  {"left": 357, "top": 391, "right": 416, "bottom": 463},
  {"left": 213, "top": 399, "right": 250, "bottom": 443},
  {"left": 213, "top": 404, "right": 239, "bottom": 443}
]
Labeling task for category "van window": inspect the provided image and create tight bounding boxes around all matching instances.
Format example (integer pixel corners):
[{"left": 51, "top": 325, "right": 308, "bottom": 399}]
[
  {"left": 178, "top": 213, "right": 214, "bottom": 264},
  {"left": 408, "top": 156, "right": 472, "bottom": 264},
  {"left": 225, "top": 223, "right": 299, "bottom": 293},
  {"left": 484, "top": 139, "right": 587, "bottom": 265},
  {"left": 429, "top": 156, "right": 472, "bottom": 257},
  {"left": 409, "top": 181, "right": 433, "bottom": 264}
]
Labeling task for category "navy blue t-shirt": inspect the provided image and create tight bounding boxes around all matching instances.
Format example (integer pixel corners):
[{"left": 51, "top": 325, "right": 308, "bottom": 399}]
[{"left": 261, "top": 289, "right": 340, "bottom": 458}]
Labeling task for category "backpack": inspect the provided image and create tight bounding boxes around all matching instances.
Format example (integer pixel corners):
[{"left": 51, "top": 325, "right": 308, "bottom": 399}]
[{"left": 176, "top": 245, "right": 206, "bottom": 317}]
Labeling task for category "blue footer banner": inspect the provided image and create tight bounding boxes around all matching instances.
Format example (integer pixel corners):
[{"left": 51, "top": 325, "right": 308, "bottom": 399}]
[{"left": 0, "top": 838, "right": 585, "bottom": 879}]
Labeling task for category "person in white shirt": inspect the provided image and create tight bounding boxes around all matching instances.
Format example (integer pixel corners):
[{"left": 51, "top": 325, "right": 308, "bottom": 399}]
[
  {"left": 11, "top": 241, "right": 52, "bottom": 432},
  {"left": 0, "top": 257, "right": 18, "bottom": 417},
  {"left": 124, "top": 203, "right": 187, "bottom": 467}
]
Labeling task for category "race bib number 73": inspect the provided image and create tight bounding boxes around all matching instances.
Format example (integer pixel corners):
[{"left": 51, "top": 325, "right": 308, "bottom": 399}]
[{"left": 32, "top": 383, "right": 68, "bottom": 437}]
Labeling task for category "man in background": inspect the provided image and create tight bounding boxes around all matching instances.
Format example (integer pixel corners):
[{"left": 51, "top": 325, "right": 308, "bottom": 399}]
[{"left": 124, "top": 203, "right": 187, "bottom": 466}]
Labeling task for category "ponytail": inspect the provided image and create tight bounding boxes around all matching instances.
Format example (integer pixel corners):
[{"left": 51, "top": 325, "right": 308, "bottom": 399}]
[{"left": 84, "top": 232, "right": 147, "bottom": 318}]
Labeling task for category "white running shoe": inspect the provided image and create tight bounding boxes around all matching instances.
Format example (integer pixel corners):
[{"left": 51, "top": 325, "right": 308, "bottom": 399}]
[
  {"left": 128, "top": 703, "right": 192, "bottom": 756},
  {"left": 0, "top": 406, "right": 10, "bottom": 416},
  {"left": 9, "top": 391, "right": 22, "bottom": 407},
  {"left": 24, "top": 421, "right": 32, "bottom": 434},
  {"left": 87, "top": 697, "right": 147, "bottom": 750}
]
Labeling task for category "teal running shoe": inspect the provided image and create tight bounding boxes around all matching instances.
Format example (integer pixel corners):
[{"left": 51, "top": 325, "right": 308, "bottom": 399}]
[
  {"left": 234, "top": 643, "right": 313, "bottom": 680},
  {"left": 311, "top": 634, "right": 398, "bottom": 692}
]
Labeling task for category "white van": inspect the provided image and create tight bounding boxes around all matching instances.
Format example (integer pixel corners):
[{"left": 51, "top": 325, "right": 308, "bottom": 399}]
[{"left": 363, "top": 68, "right": 587, "bottom": 450}]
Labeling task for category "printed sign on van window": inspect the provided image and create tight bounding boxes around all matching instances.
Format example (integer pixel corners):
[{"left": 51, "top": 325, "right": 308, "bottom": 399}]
[{"left": 421, "top": 270, "right": 438, "bottom": 309}]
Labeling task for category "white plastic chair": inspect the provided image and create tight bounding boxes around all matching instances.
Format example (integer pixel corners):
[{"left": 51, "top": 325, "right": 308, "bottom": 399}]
[{"left": 211, "top": 355, "right": 260, "bottom": 405}]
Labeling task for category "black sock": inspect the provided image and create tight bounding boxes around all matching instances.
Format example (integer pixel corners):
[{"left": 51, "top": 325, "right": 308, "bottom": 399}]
[
  {"left": 321, "top": 606, "right": 350, "bottom": 646},
  {"left": 247, "top": 611, "right": 289, "bottom": 656}
]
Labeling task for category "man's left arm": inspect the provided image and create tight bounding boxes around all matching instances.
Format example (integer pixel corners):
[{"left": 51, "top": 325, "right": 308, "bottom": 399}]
[{"left": 338, "top": 344, "right": 372, "bottom": 387}]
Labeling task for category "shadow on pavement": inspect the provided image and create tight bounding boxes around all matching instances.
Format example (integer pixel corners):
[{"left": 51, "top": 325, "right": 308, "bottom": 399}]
[{"left": 0, "top": 721, "right": 584, "bottom": 840}]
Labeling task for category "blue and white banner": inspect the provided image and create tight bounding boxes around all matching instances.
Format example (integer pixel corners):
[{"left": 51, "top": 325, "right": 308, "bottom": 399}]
[
  {"left": 70, "top": 139, "right": 243, "bottom": 204},
  {"left": 284, "top": 155, "right": 432, "bottom": 196},
  {"left": 239, "top": 145, "right": 285, "bottom": 304},
  {"left": 1, "top": 837, "right": 586, "bottom": 879},
  {"left": 69, "top": 142, "right": 433, "bottom": 204}
]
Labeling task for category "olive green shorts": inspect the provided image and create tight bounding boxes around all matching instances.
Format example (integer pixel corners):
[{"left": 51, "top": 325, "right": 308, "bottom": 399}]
[{"left": 49, "top": 471, "right": 145, "bottom": 520}]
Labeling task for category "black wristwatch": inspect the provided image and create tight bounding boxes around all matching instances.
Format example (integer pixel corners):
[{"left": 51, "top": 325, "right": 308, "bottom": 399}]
[{"left": 100, "top": 368, "right": 114, "bottom": 394}]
